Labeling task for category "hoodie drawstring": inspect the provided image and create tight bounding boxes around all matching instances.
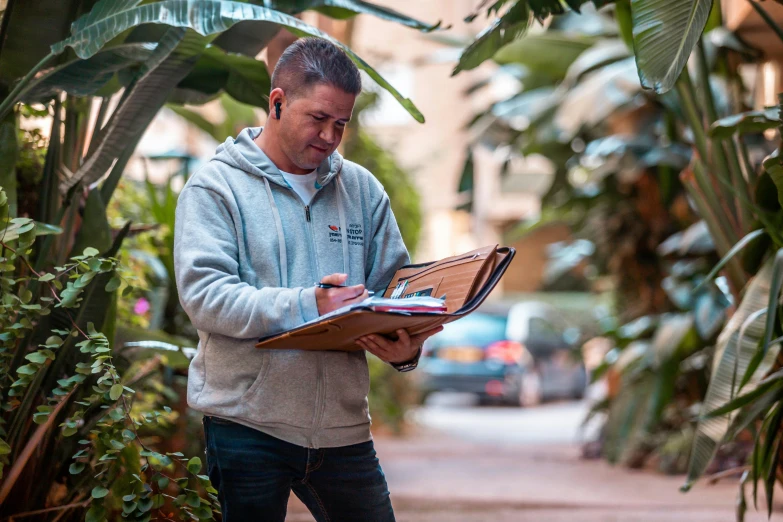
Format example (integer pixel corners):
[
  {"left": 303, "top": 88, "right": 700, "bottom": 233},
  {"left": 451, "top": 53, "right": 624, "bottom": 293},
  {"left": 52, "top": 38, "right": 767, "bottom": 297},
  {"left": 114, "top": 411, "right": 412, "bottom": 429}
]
[
  {"left": 263, "top": 174, "right": 349, "bottom": 287},
  {"left": 263, "top": 177, "right": 288, "bottom": 287},
  {"left": 335, "top": 176, "right": 349, "bottom": 276}
]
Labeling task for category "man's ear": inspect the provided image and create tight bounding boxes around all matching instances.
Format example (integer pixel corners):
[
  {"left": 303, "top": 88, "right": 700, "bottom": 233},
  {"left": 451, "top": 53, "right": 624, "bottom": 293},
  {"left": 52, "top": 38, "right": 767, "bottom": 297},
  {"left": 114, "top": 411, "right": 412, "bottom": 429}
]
[{"left": 269, "top": 87, "right": 285, "bottom": 120}]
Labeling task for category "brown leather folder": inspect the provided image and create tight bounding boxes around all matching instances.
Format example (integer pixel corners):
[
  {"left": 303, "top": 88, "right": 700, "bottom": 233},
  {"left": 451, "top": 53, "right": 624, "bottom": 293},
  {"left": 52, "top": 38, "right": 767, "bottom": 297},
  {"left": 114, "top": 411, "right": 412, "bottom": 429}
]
[{"left": 254, "top": 245, "right": 516, "bottom": 352}]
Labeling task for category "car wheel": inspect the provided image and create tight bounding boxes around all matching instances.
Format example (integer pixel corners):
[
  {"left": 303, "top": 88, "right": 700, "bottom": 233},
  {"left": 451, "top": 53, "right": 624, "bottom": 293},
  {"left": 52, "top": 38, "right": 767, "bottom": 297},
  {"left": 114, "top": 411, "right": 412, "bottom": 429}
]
[{"left": 518, "top": 371, "right": 543, "bottom": 407}]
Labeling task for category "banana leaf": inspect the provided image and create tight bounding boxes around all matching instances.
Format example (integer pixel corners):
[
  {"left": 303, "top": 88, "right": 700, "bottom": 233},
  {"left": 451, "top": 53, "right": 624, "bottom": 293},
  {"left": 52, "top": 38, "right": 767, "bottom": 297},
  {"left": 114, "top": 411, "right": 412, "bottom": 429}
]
[
  {"left": 20, "top": 43, "right": 157, "bottom": 103},
  {"left": 0, "top": 0, "right": 101, "bottom": 88},
  {"left": 285, "top": 0, "right": 441, "bottom": 31},
  {"left": 561, "top": 38, "right": 631, "bottom": 87},
  {"left": 50, "top": 0, "right": 424, "bottom": 121},
  {"left": 493, "top": 31, "right": 597, "bottom": 81},
  {"left": 630, "top": 0, "right": 713, "bottom": 93},
  {"left": 453, "top": 2, "right": 531, "bottom": 75},
  {"left": 60, "top": 27, "right": 194, "bottom": 195},
  {"left": 174, "top": 45, "right": 270, "bottom": 108},
  {"left": 710, "top": 108, "right": 780, "bottom": 139},
  {"left": 683, "top": 257, "right": 783, "bottom": 490}
]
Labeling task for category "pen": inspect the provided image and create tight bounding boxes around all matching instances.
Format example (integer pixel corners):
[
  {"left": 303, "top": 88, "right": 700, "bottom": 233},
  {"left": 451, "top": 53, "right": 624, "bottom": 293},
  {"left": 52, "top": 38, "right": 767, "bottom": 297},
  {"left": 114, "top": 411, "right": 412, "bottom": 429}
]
[{"left": 315, "top": 282, "right": 374, "bottom": 296}]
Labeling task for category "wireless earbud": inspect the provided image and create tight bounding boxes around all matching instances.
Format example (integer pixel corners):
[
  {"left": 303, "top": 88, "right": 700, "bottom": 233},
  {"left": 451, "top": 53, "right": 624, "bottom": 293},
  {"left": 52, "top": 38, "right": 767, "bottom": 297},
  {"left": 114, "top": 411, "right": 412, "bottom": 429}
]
[{"left": 274, "top": 102, "right": 282, "bottom": 120}]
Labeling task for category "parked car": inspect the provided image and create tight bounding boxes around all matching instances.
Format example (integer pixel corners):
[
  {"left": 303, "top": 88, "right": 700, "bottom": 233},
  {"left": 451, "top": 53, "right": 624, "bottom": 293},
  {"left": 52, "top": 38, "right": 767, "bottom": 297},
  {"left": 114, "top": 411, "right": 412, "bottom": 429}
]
[
  {"left": 417, "top": 302, "right": 588, "bottom": 407},
  {"left": 505, "top": 301, "right": 588, "bottom": 404},
  {"left": 417, "top": 311, "right": 538, "bottom": 406}
]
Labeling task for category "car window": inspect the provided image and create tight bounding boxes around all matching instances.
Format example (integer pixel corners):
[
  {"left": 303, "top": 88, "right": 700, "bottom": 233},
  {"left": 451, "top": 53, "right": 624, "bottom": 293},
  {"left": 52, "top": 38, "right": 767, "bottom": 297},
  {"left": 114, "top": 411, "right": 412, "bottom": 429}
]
[
  {"left": 528, "top": 317, "right": 561, "bottom": 345},
  {"left": 428, "top": 314, "right": 507, "bottom": 348}
]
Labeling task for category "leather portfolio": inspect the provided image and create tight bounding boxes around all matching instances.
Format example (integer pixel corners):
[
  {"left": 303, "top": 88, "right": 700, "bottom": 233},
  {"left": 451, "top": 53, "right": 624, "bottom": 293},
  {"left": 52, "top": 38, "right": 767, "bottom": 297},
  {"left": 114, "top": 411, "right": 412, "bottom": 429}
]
[{"left": 254, "top": 244, "right": 516, "bottom": 352}]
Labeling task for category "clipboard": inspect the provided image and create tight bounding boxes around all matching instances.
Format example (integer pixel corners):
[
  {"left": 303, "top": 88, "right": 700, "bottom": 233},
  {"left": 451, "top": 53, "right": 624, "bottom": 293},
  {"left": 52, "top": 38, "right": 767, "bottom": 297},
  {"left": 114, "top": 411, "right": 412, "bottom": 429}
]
[{"left": 254, "top": 245, "right": 516, "bottom": 352}]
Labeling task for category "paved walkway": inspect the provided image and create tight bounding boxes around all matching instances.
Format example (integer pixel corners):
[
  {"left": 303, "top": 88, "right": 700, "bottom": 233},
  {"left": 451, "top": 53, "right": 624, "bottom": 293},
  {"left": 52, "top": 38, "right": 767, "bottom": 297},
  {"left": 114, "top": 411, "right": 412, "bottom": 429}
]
[
  {"left": 286, "top": 398, "right": 783, "bottom": 521},
  {"left": 287, "top": 430, "right": 783, "bottom": 521}
]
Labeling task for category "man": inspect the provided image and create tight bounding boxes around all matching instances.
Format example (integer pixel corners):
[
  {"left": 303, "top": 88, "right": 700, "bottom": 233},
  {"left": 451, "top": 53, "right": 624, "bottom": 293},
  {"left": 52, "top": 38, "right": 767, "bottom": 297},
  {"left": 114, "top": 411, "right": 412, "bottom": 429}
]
[{"left": 173, "top": 38, "right": 442, "bottom": 521}]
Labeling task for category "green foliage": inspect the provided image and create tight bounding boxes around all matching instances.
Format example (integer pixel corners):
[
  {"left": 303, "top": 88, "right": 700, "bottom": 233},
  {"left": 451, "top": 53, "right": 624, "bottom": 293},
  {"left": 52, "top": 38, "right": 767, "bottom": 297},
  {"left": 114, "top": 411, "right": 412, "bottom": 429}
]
[
  {"left": 343, "top": 128, "right": 422, "bottom": 256},
  {"left": 0, "top": 186, "right": 219, "bottom": 519},
  {"left": 630, "top": 0, "right": 713, "bottom": 93},
  {"left": 366, "top": 354, "right": 416, "bottom": 434}
]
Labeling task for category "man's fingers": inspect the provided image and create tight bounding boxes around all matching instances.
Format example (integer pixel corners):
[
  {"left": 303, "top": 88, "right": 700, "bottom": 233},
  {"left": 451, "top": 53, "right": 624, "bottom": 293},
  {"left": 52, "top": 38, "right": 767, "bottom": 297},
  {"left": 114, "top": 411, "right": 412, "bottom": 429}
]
[
  {"left": 342, "top": 288, "right": 368, "bottom": 306},
  {"left": 359, "top": 335, "right": 385, "bottom": 354},
  {"left": 396, "top": 329, "right": 411, "bottom": 346},
  {"left": 320, "top": 273, "right": 348, "bottom": 285}
]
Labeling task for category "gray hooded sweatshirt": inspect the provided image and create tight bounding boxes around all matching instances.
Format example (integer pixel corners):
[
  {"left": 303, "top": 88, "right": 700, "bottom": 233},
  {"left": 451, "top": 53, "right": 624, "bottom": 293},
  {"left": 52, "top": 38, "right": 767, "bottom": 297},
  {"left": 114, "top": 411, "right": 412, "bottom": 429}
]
[{"left": 173, "top": 127, "right": 409, "bottom": 449}]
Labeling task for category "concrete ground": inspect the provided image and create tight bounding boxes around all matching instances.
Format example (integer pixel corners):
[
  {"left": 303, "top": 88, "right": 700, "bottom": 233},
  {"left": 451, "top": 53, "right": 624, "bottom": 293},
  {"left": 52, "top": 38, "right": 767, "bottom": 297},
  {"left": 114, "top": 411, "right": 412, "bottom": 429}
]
[{"left": 287, "top": 396, "right": 783, "bottom": 521}]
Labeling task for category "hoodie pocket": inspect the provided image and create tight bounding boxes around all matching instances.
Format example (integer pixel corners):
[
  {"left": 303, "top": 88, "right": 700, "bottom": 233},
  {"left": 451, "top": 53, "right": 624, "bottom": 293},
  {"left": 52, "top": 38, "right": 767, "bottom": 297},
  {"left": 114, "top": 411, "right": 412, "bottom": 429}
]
[
  {"left": 319, "top": 350, "right": 371, "bottom": 429},
  {"left": 239, "top": 349, "right": 320, "bottom": 428}
]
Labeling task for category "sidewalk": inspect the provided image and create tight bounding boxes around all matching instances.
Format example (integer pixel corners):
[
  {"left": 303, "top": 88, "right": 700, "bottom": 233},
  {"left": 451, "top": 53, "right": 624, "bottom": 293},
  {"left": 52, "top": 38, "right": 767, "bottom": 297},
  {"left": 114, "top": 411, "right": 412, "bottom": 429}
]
[{"left": 288, "top": 428, "right": 783, "bottom": 521}]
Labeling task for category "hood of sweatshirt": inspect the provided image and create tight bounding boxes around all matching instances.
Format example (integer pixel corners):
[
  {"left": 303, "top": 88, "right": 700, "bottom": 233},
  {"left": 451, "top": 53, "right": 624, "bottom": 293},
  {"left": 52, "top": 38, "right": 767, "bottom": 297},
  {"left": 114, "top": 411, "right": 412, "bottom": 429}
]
[{"left": 218, "top": 126, "right": 342, "bottom": 190}]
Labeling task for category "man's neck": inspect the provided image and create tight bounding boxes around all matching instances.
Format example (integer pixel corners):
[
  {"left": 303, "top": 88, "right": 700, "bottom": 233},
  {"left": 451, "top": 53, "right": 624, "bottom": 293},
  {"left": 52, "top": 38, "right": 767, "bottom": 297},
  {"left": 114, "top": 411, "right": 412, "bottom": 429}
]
[{"left": 254, "top": 127, "right": 310, "bottom": 175}]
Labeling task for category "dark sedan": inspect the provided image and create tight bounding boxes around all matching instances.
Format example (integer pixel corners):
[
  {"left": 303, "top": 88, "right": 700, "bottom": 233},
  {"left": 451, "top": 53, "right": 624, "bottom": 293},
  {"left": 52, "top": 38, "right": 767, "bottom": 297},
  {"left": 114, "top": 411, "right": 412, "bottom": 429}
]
[{"left": 416, "top": 312, "right": 537, "bottom": 406}]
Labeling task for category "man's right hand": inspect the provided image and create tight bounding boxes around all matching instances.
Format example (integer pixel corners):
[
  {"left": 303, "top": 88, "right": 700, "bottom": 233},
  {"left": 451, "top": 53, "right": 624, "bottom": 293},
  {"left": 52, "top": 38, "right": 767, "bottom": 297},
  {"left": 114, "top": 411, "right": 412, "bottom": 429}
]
[{"left": 315, "top": 273, "right": 368, "bottom": 315}]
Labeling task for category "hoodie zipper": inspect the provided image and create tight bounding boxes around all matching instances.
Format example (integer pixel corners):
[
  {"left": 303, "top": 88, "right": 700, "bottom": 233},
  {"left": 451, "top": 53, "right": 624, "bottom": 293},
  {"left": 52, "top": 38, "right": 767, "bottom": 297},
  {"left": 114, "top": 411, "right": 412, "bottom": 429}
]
[
  {"left": 279, "top": 171, "right": 342, "bottom": 449},
  {"left": 302, "top": 201, "right": 324, "bottom": 448},
  {"left": 287, "top": 192, "right": 325, "bottom": 449}
]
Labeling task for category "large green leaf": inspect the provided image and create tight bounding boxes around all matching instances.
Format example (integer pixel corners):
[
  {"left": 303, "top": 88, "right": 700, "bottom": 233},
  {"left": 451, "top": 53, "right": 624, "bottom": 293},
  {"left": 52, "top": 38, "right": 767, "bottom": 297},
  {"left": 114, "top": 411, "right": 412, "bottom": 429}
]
[
  {"left": 693, "top": 229, "right": 766, "bottom": 293},
  {"left": 59, "top": 27, "right": 195, "bottom": 195},
  {"left": 453, "top": 2, "right": 531, "bottom": 75},
  {"left": 491, "top": 87, "right": 560, "bottom": 128},
  {"left": 0, "top": 0, "right": 101, "bottom": 88},
  {"left": 47, "top": 0, "right": 423, "bottom": 122},
  {"left": 281, "top": 0, "right": 441, "bottom": 31},
  {"left": 212, "top": 21, "right": 281, "bottom": 57},
  {"left": 21, "top": 43, "right": 157, "bottom": 103},
  {"left": 630, "top": 0, "right": 713, "bottom": 93},
  {"left": 175, "top": 45, "right": 270, "bottom": 108},
  {"left": 762, "top": 149, "right": 783, "bottom": 209},
  {"left": 710, "top": 108, "right": 780, "bottom": 139},
  {"left": 493, "top": 31, "right": 597, "bottom": 80},
  {"left": 553, "top": 57, "right": 641, "bottom": 139},
  {"left": 683, "top": 257, "right": 783, "bottom": 490},
  {"left": 561, "top": 38, "right": 631, "bottom": 87}
]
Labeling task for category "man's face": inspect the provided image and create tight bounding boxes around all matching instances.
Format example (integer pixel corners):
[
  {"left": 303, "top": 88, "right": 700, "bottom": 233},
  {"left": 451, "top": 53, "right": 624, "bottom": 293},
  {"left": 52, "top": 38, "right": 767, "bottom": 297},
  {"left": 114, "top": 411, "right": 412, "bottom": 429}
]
[{"left": 278, "top": 83, "right": 356, "bottom": 171}]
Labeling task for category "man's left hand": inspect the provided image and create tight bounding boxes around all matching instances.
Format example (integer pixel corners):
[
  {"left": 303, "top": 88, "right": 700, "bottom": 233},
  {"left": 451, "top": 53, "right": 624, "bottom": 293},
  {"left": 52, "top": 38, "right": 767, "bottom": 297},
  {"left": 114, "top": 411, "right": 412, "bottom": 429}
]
[{"left": 356, "top": 327, "right": 443, "bottom": 364}]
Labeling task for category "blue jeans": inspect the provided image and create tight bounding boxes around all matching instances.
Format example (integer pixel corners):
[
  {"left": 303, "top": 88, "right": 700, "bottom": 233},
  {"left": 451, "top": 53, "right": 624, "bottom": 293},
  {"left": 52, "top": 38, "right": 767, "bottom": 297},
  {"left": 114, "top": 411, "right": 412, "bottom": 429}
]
[{"left": 202, "top": 415, "right": 396, "bottom": 521}]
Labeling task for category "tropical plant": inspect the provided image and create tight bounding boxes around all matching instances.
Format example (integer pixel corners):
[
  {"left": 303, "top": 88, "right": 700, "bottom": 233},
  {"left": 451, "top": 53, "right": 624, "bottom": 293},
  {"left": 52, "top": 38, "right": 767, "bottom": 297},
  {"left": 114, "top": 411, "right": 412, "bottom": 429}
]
[
  {"left": 456, "top": 2, "right": 783, "bottom": 512},
  {"left": 0, "top": 186, "right": 218, "bottom": 520},
  {"left": 0, "top": 0, "right": 440, "bottom": 518}
]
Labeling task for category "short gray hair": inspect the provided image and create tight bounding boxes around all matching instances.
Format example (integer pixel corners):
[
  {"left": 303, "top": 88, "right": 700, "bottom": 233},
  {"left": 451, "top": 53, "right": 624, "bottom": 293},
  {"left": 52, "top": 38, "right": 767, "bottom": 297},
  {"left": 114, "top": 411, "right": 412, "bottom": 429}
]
[{"left": 271, "top": 38, "right": 362, "bottom": 100}]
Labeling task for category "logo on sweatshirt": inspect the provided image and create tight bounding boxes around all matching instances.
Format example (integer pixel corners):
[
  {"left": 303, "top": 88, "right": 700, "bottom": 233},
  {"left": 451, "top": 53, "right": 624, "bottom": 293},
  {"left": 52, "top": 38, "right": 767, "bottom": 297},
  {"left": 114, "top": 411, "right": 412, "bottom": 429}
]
[{"left": 327, "top": 223, "right": 364, "bottom": 246}]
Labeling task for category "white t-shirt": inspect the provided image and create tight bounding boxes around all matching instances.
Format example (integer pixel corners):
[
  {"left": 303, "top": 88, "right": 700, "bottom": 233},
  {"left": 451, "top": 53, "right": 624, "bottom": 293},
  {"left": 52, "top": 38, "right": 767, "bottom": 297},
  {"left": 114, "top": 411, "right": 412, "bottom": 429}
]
[{"left": 280, "top": 170, "right": 318, "bottom": 205}]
